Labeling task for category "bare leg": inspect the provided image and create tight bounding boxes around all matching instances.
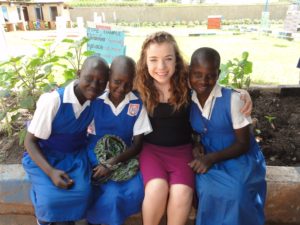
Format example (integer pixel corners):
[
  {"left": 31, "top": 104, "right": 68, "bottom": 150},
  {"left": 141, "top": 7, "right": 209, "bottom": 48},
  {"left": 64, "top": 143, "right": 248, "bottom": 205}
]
[
  {"left": 142, "top": 178, "right": 169, "bottom": 225},
  {"left": 167, "top": 184, "right": 193, "bottom": 225}
]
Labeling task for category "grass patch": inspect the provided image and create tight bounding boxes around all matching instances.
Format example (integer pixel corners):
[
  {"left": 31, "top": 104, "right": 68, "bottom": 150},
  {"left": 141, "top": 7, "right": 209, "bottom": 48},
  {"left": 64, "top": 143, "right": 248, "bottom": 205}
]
[
  {"left": 124, "top": 31, "right": 300, "bottom": 85},
  {"left": 273, "top": 43, "right": 288, "bottom": 48}
]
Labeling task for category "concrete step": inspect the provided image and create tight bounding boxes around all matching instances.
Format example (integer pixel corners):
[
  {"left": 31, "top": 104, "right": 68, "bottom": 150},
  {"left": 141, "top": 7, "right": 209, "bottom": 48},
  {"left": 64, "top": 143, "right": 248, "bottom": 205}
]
[{"left": 1, "top": 165, "right": 300, "bottom": 225}]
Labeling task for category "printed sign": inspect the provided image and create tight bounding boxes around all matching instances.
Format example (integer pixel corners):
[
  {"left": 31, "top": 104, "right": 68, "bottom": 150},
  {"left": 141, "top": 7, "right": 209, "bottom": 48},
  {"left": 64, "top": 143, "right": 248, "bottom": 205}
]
[{"left": 87, "top": 27, "right": 126, "bottom": 64}]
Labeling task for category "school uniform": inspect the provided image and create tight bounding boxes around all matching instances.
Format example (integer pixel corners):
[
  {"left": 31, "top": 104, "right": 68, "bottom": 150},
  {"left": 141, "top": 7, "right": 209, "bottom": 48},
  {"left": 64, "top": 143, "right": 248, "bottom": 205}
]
[
  {"left": 86, "top": 91, "right": 152, "bottom": 225},
  {"left": 190, "top": 85, "right": 266, "bottom": 225},
  {"left": 22, "top": 81, "right": 94, "bottom": 222}
]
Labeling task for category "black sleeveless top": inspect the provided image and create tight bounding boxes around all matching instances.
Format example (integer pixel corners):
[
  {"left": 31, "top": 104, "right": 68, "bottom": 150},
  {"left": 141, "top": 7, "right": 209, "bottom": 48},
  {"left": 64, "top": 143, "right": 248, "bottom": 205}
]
[{"left": 144, "top": 103, "right": 192, "bottom": 147}]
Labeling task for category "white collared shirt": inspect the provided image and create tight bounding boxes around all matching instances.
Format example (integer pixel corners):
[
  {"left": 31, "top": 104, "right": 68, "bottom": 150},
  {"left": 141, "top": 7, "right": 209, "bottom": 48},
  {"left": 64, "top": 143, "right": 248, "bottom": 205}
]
[
  {"left": 191, "top": 84, "right": 252, "bottom": 129},
  {"left": 28, "top": 80, "right": 91, "bottom": 139},
  {"left": 88, "top": 91, "right": 152, "bottom": 136}
]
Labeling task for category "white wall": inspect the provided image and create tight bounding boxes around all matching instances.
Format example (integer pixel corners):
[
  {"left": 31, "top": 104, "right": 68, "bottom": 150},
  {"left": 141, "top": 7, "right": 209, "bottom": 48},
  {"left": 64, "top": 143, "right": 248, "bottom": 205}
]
[{"left": 202, "top": 0, "right": 279, "bottom": 3}]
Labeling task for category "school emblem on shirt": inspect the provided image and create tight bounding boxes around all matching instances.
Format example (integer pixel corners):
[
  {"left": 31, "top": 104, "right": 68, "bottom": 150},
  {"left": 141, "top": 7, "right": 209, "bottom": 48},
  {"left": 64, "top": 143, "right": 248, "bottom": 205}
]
[{"left": 127, "top": 104, "right": 140, "bottom": 116}]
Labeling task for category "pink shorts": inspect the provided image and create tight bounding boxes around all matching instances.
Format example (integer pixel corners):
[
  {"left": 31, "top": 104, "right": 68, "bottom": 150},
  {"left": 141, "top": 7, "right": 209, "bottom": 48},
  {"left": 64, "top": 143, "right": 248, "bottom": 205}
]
[{"left": 139, "top": 142, "right": 195, "bottom": 189}]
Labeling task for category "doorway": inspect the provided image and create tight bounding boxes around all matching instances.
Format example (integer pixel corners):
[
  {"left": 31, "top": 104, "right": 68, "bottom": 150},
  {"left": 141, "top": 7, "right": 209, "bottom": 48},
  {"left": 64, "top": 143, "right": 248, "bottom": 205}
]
[
  {"left": 22, "top": 7, "right": 29, "bottom": 21},
  {"left": 50, "top": 6, "right": 58, "bottom": 21}
]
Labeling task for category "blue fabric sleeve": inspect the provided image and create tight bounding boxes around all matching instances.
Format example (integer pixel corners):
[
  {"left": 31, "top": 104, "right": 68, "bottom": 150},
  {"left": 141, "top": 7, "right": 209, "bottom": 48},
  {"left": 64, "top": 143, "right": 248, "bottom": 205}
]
[{"left": 87, "top": 134, "right": 99, "bottom": 168}]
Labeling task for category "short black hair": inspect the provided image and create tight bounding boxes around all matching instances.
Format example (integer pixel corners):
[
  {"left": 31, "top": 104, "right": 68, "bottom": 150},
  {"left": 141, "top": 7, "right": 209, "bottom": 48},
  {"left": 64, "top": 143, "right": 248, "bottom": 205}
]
[
  {"left": 190, "top": 47, "right": 221, "bottom": 68},
  {"left": 81, "top": 55, "right": 109, "bottom": 79},
  {"left": 110, "top": 55, "right": 136, "bottom": 79}
]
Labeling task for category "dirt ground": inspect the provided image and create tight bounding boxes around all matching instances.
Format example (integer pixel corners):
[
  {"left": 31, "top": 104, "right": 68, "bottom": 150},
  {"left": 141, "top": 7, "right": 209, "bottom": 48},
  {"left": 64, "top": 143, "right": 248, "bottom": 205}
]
[
  {"left": 250, "top": 88, "right": 300, "bottom": 166},
  {"left": 0, "top": 88, "right": 299, "bottom": 166}
]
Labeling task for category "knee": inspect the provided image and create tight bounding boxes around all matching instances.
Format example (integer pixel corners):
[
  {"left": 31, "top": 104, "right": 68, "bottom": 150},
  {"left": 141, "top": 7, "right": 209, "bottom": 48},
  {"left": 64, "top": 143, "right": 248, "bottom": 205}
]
[
  {"left": 170, "top": 185, "right": 193, "bottom": 206},
  {"left": 144, "top": 179, "right": 169, "bottom": 199}
]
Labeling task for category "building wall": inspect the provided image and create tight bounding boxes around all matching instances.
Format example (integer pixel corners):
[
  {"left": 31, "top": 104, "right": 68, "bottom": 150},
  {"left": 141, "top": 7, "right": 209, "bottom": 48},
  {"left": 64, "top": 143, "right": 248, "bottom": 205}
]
[
  {"left": 1, "top": 3, "right": 23, "bottom": 23},
  {"left": 0, "top": 8, "right": 4, "bottom": 23},
  {"left": 0, "top": 3, "right": 67, "bottom": 23},
  {"left": 26, "top": 4, "right": 64, "bottom": 21},
  {"left": 202, "top": 0, "right": 279, "bottom": 3},
  {"left": 70, "top": 3, "right": 289, "bottom": 23}
]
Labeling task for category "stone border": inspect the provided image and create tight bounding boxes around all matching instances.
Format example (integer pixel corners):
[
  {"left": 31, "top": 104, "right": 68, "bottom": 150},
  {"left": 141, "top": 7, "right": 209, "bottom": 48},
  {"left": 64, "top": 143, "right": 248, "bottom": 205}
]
[
  {"left": 0, "top": 164, "right": 300, "bottom": 224},
  {"left": 265, "top": 166, "right": 300, "bottom": 224}
]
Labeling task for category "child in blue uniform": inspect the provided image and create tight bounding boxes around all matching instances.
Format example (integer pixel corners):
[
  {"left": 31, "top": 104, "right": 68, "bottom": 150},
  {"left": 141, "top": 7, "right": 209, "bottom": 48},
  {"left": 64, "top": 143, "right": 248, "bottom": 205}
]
[
  {"left": 22, "top": 56, "right": 109, "bottom": 225},
  {"left": 188, "top": 47, "right": 266, "bottom": 225},
  {"left": 86, "top": 56, "right": 152, "bottom": 225}
]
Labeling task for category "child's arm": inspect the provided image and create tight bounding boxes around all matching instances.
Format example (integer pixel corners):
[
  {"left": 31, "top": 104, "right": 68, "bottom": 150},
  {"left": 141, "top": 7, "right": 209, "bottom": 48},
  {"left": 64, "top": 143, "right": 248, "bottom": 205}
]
[
  {"left": 191, "top": 131, "right": 204, "bottom": 159},
  {"left": 108, "top": 103, "right": 151, "bottom": 164},
  {"left": 190, "top": 126, "right": 250, "bottom": 174},
  {"left": 190, "top": 90, "right": 252, "bottom": 173},
  {"left": 24, "top": 92, "right": 74, "bottom": 189},
  {"left": 24, "top": 133, "right": 74, "bottom": 189},
  {"left": 108, "top": 134, "right": 143, "bottom": 165}
]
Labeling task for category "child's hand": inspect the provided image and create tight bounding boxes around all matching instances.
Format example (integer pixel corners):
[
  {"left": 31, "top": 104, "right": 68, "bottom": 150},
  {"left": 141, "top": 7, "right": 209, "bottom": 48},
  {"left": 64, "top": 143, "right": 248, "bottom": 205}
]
[
  {"left": 189, "top": 155, "right": 213, "bottom": 174},
  {"left": 92, "top": 164, "right": 111, "bottom": 180},
  {"left": 192, "top": 144, "right": 204, "bottom": 159},
  {"left": 49, "top": 168, "right": 74, "bottom": 189},
  {"left": 238, "top": 89, "right": 252, "bottom": 116}
]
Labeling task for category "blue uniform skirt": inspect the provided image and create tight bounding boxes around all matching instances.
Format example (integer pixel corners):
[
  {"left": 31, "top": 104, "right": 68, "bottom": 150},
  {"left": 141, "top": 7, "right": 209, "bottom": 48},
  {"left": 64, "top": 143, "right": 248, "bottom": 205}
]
[
  {"left": 195, "top": 153, "right": 266, "bottom": 225},
  {"left": 87, "top": 172, "right": 144, "bottom": 225},
  {"left": 22, "top": 149, "right": 92, "bottom": 222}
]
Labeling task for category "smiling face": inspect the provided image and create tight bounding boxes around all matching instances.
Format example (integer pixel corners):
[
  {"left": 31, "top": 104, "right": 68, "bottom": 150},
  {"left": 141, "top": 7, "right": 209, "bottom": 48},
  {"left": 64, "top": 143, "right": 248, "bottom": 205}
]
[
  {"left": 189, "top": 60, "right": 220, "bottom": 101},
  {"left": 109, "top": 70, "right": 133, "bottom": 106},
  {"left": 146, "top": 42, "right": 176, "bottom": 87},
  {"left": 108, "top": 56, "right": 135, "bottom": 107},
  {"left": 76, "top": 57, "right": 109, "bottom": 104},
  {"left": 78, "top": 68, "right": 108, "bottom": 102}
]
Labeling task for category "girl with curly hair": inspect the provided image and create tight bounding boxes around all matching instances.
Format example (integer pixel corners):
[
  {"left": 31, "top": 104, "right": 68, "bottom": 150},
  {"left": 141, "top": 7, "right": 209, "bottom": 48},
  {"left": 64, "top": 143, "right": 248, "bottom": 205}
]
[
  {"left": 135, "top": 31, "right": 196, "bottom": 225},
  {"left": 135, "top": 31, "right": 253, "bottom": 225}
]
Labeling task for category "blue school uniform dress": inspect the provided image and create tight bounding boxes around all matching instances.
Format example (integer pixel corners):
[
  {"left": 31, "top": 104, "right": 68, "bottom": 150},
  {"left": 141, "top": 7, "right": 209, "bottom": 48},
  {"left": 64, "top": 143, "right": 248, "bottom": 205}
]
[
  {"left": 190, "top": 86, "right": 266, "bottom": 225},
  {"left": 22, "top": 82, "right": 94, "bottom": 222},
  {"left": 87, "top": 91, "right": 152, "bottom": 225}
]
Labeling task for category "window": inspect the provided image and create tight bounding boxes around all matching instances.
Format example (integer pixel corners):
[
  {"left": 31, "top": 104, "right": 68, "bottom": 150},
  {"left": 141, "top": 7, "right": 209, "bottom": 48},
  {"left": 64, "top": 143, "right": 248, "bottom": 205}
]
[
  {"left": 35, "top": 7, "right": 44, "bottom": 20},
  {"left": 17, "top": 7, "right": 22, "bottom": 20},
  {"left": 49, "top": 6, "right": 58, "bottom": 21},
  {"left": 1, "top": 6, "right": 9, "bottom": 22}
]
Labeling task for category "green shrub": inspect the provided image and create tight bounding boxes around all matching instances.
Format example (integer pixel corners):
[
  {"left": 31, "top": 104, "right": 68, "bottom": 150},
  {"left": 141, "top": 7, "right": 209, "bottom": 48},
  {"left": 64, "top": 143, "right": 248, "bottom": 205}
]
[
  {"left": 0, "top": 37, "right": 94, "bottom": 144},
  {"left": 219, "top": 51, "right": 252, "bottom": 89}
]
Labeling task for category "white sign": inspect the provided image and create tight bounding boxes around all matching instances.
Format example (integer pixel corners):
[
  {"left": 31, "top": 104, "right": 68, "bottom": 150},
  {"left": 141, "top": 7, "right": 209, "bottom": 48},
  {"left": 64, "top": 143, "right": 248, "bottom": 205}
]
[
  {"left": 56, "top": 16, "right": 67, "bottom": 41},
  {"left": 77, "top": 17, "right": 84, "bottom": 29},
  {"left": 261, "top": 11, "right": 270, "bottom": 31},
  {"left": 113, "top": 11, "right": 117, "bottom": 21},
  {"left": 101, "top": 12, "right": 106, "bottom": 22},
  {"left": 0, "top": 23, "right": 8, "bottom": 61}
]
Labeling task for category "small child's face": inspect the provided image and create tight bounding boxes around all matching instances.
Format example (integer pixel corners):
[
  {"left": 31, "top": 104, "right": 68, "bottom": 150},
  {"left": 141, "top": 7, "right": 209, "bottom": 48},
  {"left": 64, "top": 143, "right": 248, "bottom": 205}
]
[
  {"left": 108, "top": 71, "right": 133, "bottom": 105},
  {"left": 78, "top": 68, "right": 108, "bottom": 101},
  {"left": 189, "top": 62, "right": 219, "bottom": 97}
]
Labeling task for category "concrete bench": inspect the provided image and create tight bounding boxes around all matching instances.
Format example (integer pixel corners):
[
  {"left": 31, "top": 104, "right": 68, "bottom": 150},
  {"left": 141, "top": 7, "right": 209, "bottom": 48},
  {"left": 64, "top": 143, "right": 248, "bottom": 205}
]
[{"left": 1, "top": 165, "right": 300, "bottom": 225}]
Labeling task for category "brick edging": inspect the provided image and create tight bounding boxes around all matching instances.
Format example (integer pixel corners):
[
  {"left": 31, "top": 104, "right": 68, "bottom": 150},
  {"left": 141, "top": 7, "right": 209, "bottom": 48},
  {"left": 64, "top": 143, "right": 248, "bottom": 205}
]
[{"left": 1, "top": 165, "right": 300, "bottom": 224}]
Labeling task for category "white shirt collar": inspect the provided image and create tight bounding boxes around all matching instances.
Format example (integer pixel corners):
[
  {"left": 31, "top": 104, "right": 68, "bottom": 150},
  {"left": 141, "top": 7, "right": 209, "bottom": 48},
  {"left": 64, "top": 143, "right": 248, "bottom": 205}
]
[
  {"left": 191, "top": 84, "right": 222, "bottom": 119},
  {"left": 63, "top": 80, "right": 91, "bottom": 107},
  {"left": 99, "top": 91, "right": 139, "bottom": 116}
]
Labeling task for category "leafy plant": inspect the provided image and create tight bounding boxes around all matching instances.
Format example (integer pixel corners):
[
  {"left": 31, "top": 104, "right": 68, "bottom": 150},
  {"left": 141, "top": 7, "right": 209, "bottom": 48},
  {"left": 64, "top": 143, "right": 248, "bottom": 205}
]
[
  {"left": 219, "top": 51, "right": 252, "bottom": 89},
  {"left": 55, "top": 37, "right": 95, "bottom": 86},
  {"left": 0, "top": 89, "right": 15, "bottom": 136},
  {"left": 0, "top": 42, "right": 60, "bottom": 144},
  {"left": 0, "top": 43, "right": 59, "bottom": 114},
  {"left": 0, "top": 37, "right": 95, "bottom": 145},
  {"left": 265, "top": 115, "right": 276, "bottom": 130}
]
